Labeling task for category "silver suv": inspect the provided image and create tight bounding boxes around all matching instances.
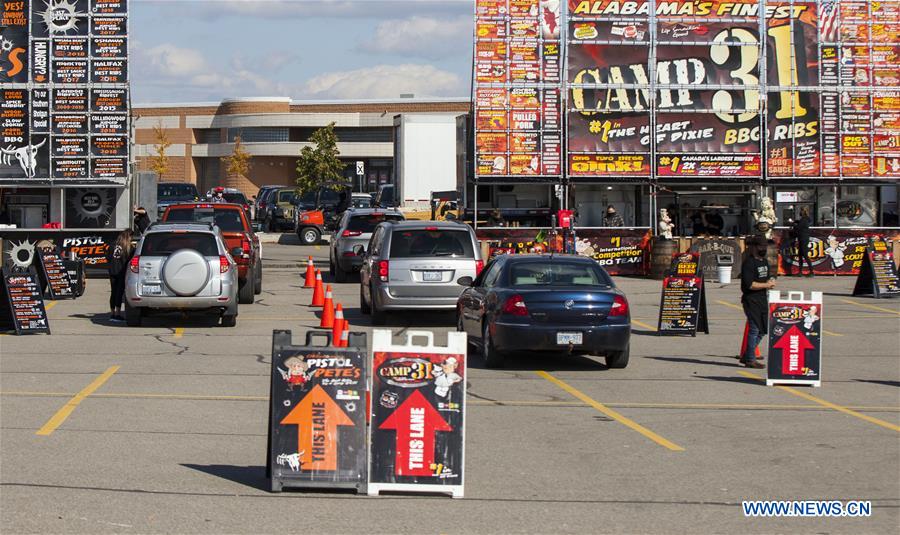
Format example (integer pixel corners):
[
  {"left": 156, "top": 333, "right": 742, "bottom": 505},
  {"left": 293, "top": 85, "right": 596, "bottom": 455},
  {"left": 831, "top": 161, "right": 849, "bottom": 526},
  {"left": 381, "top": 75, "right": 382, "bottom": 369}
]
[
  {"left": 358, "top": 220, "right": 483, "bottom": 324},
  {"left": 124, "top": 223, "right": 239, "bottom": 327},
  {"left": 330, "top": 208, "right": 404, "bottom": 282}
]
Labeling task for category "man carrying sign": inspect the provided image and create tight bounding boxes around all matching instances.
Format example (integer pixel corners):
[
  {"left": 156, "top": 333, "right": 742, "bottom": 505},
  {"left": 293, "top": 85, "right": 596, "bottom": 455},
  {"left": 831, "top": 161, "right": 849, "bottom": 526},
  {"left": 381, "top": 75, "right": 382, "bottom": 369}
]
[{"left": 740, "top": 236, "right": 776, "bottom": 369}]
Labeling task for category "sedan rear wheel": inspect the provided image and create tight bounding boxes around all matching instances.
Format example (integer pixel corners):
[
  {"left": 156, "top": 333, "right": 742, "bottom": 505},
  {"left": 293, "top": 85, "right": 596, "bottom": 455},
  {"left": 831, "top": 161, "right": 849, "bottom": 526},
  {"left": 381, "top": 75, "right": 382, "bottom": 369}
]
[
  {"left": 481, "top": 321, "right": 504, "bottom": 368},
  {"left": 238, "top": 276, "right": 255, "bottom": 304},
  {"left": 605, "top": 344, "right": 630, "bottom": 369}
]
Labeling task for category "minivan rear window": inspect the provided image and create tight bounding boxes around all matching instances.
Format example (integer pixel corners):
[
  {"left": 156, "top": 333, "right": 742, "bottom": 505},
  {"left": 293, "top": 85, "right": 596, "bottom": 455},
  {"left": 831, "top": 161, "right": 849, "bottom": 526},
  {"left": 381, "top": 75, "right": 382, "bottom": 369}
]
[
  {"left": 141, "top": 233, "right": 219, "bottom": 257},
  {"left": 347, "top": 213, "right": 403, "bottom": 233},
  {"left": 164, "top": 208, "right": 245, "bottom": 232},
  {"left": 389, "top": 229, "right": 474, "bottom": 258}
]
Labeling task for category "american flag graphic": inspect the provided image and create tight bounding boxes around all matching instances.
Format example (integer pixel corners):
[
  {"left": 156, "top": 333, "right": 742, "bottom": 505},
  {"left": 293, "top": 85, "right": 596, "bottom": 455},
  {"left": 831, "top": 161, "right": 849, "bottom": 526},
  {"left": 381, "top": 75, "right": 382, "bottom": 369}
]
[{"left": 819, "top": 0, "right": 839, "bottom": 42}]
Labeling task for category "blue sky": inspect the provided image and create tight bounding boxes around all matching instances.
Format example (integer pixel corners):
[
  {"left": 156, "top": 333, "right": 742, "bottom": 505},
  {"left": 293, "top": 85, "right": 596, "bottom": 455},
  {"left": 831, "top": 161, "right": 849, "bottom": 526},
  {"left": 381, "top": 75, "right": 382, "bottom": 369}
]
[{"left": 132, "top": 0, "right": 475, "bottom": 104}]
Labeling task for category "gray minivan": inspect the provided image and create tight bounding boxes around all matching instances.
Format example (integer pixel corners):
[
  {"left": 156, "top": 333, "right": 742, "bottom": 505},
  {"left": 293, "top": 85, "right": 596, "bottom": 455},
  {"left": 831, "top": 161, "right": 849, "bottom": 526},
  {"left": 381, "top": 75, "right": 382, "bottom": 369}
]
[{"left": 358, "top": 220, "right": 483, "bottom": 324}]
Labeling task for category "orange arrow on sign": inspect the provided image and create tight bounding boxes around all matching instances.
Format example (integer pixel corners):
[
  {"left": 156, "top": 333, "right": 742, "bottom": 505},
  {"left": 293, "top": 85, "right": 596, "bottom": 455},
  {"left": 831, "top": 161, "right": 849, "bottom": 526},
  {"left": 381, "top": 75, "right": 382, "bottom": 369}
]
[{"left": 280, "top": 384, "right": 354, "bottom": 471}]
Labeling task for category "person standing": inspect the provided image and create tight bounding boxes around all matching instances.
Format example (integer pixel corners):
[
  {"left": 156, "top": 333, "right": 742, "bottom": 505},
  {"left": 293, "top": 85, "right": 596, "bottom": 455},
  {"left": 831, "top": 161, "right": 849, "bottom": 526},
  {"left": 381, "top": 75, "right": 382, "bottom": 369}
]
[
  {"left": 133, "top": 206, "right": 151, "bottom": 236},
  {"left": 791, "top": 208, "right": 813, "bottom": 276},
  {"left": 740, "top": 236, "right": 776, "bottom": 368},
  {"left": 603, "top": 205, "right": 624, "bottom": 227},
  {"left": 107, "top": 228, "right": 134, "bottom": 322}
]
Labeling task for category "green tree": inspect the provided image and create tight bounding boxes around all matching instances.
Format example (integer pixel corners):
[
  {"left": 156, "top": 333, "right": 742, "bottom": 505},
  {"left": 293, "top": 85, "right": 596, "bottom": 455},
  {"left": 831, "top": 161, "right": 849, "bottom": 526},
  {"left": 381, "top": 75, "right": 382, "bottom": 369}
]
[
  {"left": 224, "top": 135, "right": 251, "bottom": 178},
  {"left": 295, "top": 122, "right": 344, "bottom": 192}
]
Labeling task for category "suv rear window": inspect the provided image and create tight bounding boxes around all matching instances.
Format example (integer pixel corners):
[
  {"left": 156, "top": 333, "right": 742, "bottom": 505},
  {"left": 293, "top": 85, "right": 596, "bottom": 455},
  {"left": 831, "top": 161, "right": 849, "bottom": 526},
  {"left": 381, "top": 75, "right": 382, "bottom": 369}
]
[
  {"left": 223, "top": 193, "right": 247, "bottom": 204},
  {"left": 509, "top": 261, "right": 612, "bottom": 287},
  {"left": 141, "top": 233, "right": 218, "bottom": 257},
  {"left": 389, "top": 229, "right": 474, "bottom": 258},
  {"left": 158, "top": 184, "right": 198, "bottom": 201},
  {"left": 277, "top": 190, "right": 295, "bottom": 203},
  {"left": 164, "top": 207, "right": 246, "bottom": 232},
  {"left": 347, "top": 213, "right": 403, "bottom": 233}
]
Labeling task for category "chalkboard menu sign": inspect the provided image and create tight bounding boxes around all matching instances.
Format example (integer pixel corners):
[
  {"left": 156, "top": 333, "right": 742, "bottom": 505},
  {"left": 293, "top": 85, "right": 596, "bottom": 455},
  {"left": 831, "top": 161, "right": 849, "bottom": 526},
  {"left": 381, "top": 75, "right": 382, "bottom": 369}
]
[
  {"left": 37, "top": 249, "right": 74, "bottom": 299},
  {"left": 0, "top": 0, "right": 129, "bottom": 186},
  {"left": 0, "top": 267, "right": 51, "bottom": 335},
  {"left": 657, "top": 253, "right": 709, "bottom": 336},
  {"left": 852, "top": 236, "right": 900, "bottom": 299},
  {"left": 267, "top": 330, "right": 368, "bottom": 494}
]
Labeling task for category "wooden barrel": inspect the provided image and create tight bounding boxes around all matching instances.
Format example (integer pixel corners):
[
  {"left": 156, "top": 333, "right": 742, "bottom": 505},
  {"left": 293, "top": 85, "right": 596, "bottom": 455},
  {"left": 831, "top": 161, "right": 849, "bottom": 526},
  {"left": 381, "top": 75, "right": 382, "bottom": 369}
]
[{"left": 650, "top": 238, "right": 678, "bottom": 279}]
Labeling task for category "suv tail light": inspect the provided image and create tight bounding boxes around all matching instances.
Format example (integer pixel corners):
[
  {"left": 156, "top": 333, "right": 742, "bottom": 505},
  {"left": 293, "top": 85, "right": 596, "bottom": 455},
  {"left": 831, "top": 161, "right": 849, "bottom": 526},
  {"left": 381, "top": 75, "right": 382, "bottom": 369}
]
[
  {"left": 219, "top": 255, "right": 231, "bottom": 274},
  {"left": 129, "top": 256, "right": 140, "bottom": 273},
  {"left": 377, "top": 260, "right": 389, "bottom": 282},
  {"left": 502, "top": 294, "right": 529, "bottom": 316},
  {"left": 342, "top": 230, "right": 362, "bottom": 237},
  {"left": 475, "top": 259, "right": 484, "bottom": 276},
  {"left": 609, "top": 295, "right": 629, "bottom": 317}
]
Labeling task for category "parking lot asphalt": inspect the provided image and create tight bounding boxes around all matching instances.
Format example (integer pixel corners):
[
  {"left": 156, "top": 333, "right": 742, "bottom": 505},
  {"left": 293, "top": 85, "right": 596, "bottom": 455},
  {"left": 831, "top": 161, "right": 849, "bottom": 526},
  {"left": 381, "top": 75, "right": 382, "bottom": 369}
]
[{"left": 2, "top": 240, "right": 899, "bottom": 534}]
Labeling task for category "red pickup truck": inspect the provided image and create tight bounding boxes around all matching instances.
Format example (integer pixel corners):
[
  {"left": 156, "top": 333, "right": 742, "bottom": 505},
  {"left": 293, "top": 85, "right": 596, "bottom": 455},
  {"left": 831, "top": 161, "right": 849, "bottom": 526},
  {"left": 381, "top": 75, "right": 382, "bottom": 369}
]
[{"left": 161, "top": 203, "right": 262, "bottom": 304}]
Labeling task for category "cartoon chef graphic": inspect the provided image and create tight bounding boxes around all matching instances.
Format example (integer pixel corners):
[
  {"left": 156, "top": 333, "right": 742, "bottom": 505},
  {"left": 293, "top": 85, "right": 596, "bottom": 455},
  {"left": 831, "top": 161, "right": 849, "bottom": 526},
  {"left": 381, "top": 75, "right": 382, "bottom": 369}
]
[
  {"left": 803, "top": 305, "right": 819, "bottom": 331},
  {"left": 824, "top": 235, "right": 846, "bottom": 269},
  {"left": 278, "top": 355, "right": 311, "bottom": 390},
  {"left": 432, "top": 356, "right": 463, "bottom": 399}
]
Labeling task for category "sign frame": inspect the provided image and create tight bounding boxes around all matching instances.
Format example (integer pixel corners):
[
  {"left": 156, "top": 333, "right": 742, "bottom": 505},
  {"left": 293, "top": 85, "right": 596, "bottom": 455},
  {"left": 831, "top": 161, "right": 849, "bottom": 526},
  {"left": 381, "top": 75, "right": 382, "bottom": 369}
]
[
  {"left": 267, "top": 329, "right": 368, "bottom": 494},
  {"left": 656, "top": 252, "right": 710, "bottom": 336},
  {"left": 766, "top": 291, "right": 824, "bottom": 388},
  {"left": 851, "top": 236, "right": 900, "bottom": 298},
  {"left": 0, "top": 266, "right": 51, "bottom": 335},
  {"left": 36, "top": 248, "right": 75, "bottom": 299},
  {"left": 368, "top": 330, "right": 467, "bottom": 499}
]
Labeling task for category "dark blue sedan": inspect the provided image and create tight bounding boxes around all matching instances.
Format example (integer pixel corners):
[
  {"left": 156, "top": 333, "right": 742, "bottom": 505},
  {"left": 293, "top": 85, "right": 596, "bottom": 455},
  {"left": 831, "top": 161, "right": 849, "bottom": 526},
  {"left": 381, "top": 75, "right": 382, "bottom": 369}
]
[{"left": 456, "top": 254, "right": 631, "bottom": 368}]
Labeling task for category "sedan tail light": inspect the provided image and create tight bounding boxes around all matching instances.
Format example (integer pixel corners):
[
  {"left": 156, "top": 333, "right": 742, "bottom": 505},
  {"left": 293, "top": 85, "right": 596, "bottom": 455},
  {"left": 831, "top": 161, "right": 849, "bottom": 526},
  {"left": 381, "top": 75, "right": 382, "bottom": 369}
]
[
  {"left": 475, "top": 259, "right": 484, "bottom": 276},
  {"left": 502, "top": 294, "right": 529, "bottom": 316},
  {"left": 609, "top": 295, "right": 629, "bottom": 317},
  {"left": 219, "top": 255, "right": 231, "bottom": 274},
  {"left": 129, "top": 255, "right": 140, "bottom": 273},
  {"left": 378, "top": 260, "right": 389, "bottom": 282},
  {"left": 342, "top": 230, "right": 362, "bottom": 237},
  {"left": 241, "top": 236, "right": 251, "bottom": 254}
]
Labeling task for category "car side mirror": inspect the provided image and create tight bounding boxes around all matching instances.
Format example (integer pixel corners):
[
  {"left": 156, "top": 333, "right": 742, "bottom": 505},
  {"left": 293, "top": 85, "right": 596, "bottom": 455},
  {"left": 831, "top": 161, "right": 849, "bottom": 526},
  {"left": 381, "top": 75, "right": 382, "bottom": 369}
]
[
  {"left": 352, "top": 244, "right": 366, "bottom": 256},
  {"left": 457, "top": 276, "right": 474, "bottom": 287},
  {"left": 230, "top": 247, "right": 243, "bottom": 258}
]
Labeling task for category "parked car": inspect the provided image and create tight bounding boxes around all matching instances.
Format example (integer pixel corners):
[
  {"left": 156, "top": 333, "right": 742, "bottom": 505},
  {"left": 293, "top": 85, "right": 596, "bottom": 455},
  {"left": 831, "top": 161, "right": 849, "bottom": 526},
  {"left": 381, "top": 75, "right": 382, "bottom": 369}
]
[
  {"left": 161, "top": 203, "right": 262, "bottom": 304},
  {"left": 124, "top": 223, "right": 239, "bottom": 327},
  {"left": 254, "top": 185, "right": 282, "bottom": 223},
  {"left": 261, "top": 187, "right": 300, "bottom": 233},
  {"left": 351, "top": 192, "right": 374, "bottom": 209},
  {"left": 456, "top": 254, "right": 630, "bottom": 369},
  {"left": 157, "top": 182, "right": 199, "bottom": 219},
  {"left": 329, "top": 208, "right": 404, "bottom": 282},
  {"left": 358, "top": 220, "right": 483, "bottom": 325},
  {"left": 206, "top": 187, "right": 252, "bottom": 221}
]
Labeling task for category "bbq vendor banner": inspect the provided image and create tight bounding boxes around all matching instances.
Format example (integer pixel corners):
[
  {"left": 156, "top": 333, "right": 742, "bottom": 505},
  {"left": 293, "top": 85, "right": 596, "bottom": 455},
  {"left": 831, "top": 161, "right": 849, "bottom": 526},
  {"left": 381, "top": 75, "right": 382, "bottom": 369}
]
[
  {"left": 368, "top": 330, "right": 467, "bottom": 498},
  {"left": 267, "top": 330, "right": 368, "bottom": 493},
  {"left": 766, "top": 291, "right": 823, "bottom": 387},
  {"left": 0, "top": 0, "right": 129, "bottom": 185},
  {"left": 472, "top": 1, "right": 900, "bottom": 182},
  {"left": 473, "top": 0, "right": 564, "bottom": 180}
]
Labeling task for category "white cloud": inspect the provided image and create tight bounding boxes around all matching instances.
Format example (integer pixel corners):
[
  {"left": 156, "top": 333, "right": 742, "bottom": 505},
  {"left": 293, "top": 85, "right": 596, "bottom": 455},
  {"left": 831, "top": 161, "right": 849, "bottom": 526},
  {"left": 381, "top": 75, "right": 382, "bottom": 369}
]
[
  {"left": 360, "top": 15, "right": 471, "bottom": 59},
  {"left": 302, "top": 63, "right": 465, "bottom": 99}
]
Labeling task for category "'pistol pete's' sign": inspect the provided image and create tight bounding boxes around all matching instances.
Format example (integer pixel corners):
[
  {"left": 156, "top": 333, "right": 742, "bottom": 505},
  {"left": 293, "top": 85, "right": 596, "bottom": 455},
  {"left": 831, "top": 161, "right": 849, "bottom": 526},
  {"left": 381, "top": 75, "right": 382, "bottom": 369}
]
[
  {"left": 267, "top": 330, "right": 367, "bottom": 493},
  {"left": 368, "top": 330, "right": 467, "bottom": 498},
  {"left": 766, "top": 291, "right": 823, "bottom": 387}
]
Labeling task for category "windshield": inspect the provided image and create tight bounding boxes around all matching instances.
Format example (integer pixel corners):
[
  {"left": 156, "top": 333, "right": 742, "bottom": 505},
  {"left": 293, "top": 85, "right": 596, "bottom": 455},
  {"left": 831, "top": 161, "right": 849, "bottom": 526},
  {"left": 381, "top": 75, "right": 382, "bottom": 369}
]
[
  {"left": 158, "top": 184, "right": 198, "bottom": 201},
  {"left": 223, "top": 193, "right": 247, "bottom": 204},
  {"left": 141, "top": 233, "right": 218, "bottom": 256},
  {"left": 352, "top": 196, "right": 372, "bottom": 208},
  {"left": 389, "top": 229, "right": 474, "bottom": 258},
  {"left": 277, "top": 190, "right": 295, "bottom": 203},
  {"left": 164, "top": 207, "right": 246, "bottom": 232},
  {"left": 509, "top": 261, "right": 612, "bottom": 287},
  {"left": 347, "top": 213, "right": 403, "bottom": 233}
]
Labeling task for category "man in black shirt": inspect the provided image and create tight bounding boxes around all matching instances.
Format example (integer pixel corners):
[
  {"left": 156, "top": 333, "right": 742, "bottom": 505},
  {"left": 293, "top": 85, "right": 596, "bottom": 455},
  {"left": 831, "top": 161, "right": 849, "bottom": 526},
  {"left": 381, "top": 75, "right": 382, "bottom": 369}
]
[
  {"left": 740, "top": 236, "right": 776, "bottom": 368},
  {"left": 790, "top": 208, "right": 813, "bottom": 276}
]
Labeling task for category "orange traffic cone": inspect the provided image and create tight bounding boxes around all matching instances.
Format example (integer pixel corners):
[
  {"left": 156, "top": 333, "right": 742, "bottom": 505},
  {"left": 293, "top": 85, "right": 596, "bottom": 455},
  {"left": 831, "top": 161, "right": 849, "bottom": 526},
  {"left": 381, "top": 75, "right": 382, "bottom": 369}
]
[
  {"left": 739, "top": 321, "right": 762, "bottom": 360},
  {"left": 319, "top": 286, "right": 335, "bottom": 328},
  {"left": 303, "top": 256, "right": 315, "bottom": 288},
  {"left": 337, "top": 325, "right": 350, "bottom": 348},
  {"left": 331, "top": 304, "right": 344, "bottom": 341},
  {"left": 310, "top": 270, "right": 324, "bottom": 307}
]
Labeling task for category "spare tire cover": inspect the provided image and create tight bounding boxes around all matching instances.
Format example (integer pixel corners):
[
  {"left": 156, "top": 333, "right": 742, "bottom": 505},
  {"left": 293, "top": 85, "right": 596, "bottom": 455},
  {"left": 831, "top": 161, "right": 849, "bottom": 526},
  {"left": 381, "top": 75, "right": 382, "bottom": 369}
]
[{"left": 162, "top": 249, "right": 210, "bottom": 296}]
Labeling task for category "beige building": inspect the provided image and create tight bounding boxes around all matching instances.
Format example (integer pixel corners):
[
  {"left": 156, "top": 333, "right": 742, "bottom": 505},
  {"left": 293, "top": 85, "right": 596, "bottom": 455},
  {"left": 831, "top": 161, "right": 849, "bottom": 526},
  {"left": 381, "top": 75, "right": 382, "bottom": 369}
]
[{"left": 133, "top": 97, "right": 470, "bottom": 196}]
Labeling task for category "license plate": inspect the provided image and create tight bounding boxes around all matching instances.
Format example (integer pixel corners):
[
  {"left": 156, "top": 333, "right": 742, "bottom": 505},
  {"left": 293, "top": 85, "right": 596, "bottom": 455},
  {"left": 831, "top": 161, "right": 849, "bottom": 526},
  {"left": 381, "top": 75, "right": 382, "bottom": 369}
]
[
  {"left": 557, "top": 332, "right": 583, "bottom": 345},
  {"left": 142, "top": 284, "right": 162, "bottom": 295},
  {"left": 422, "top": 271, "right": 442, "bottom": 282}
]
